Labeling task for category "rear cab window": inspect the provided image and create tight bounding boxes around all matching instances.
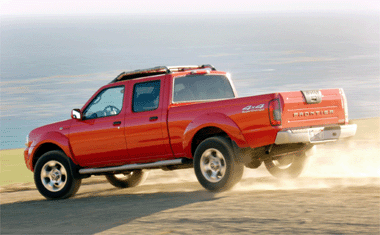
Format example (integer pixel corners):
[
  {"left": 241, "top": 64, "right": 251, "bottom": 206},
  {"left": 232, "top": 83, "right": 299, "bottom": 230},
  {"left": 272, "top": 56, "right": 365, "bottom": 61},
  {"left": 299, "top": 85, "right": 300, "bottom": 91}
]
[{"left": 173, "top": 74, "right": 235, "bottom": 103}]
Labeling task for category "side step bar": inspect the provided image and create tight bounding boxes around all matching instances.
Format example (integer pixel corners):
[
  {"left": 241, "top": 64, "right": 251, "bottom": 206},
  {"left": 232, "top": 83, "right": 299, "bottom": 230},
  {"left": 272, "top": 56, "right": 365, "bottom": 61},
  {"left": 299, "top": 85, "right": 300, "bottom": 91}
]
[{"left": 79, "top": 158, "right": 187, "bottom": 175}]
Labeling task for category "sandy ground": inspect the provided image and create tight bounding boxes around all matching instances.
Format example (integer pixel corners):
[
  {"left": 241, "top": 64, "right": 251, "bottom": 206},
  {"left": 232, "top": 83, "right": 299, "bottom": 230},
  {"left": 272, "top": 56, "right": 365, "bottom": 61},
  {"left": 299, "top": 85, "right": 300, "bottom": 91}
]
[{"left": 1, "top": 118, "right": 379, "bottom": 234}]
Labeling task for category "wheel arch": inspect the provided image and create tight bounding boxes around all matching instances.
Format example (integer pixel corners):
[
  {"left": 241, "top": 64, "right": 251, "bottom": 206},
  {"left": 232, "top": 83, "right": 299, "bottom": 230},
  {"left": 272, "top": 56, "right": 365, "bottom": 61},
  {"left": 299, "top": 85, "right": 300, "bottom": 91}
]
[
  {"left": 32, "top": 142, "right": 83, "bottom": 179},
  {"left": 30, "top": 131, "right": 78, "bottom": 171},
  {"left": 183, "top": 112, "right": 248, "bottom": 158},
  {"left": 33, "top": 143, "right": 64, "bottom": 170}
]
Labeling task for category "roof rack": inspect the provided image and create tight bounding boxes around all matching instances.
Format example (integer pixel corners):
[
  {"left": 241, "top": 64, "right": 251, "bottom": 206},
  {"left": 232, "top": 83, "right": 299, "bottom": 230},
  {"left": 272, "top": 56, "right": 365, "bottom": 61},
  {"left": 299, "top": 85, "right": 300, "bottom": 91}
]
[
  {"left": 110, "top": 64, "right": 216, "bottom": 83},
  {"left": 167, "top": 64, "right": 216, "bottom": 72}
]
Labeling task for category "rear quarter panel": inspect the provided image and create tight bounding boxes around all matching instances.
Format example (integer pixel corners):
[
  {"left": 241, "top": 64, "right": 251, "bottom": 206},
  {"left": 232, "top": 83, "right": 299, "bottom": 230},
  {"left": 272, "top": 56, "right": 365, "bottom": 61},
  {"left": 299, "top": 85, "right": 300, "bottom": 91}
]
[{"left": 168, "top": 93, "right": 279, "bottom": 158}]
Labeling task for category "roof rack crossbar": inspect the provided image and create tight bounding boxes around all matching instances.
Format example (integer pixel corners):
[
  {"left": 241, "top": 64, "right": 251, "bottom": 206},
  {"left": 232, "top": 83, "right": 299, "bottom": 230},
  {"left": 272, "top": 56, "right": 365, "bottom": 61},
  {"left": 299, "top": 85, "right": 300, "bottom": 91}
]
[
  {"left": 166, "top": 64, "right": 216, "bottom": 72},
  {"left": 110, "top": 64, "right": 216, "bottom": 83}
]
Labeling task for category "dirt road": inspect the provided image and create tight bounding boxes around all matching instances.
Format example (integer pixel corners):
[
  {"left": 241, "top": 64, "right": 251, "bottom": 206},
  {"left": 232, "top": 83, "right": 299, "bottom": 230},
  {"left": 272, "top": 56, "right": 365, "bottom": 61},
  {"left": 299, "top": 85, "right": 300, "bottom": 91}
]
[{"left": 1, "top": 172, "right": 379, "bottom": 234}]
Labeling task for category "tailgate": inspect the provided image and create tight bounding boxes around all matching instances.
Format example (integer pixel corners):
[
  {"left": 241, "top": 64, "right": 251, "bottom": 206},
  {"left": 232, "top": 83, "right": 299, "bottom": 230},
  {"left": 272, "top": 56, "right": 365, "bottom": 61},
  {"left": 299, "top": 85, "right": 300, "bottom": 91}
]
[{"left": 280, "top": 89, "right": 346, "bottom": 129}]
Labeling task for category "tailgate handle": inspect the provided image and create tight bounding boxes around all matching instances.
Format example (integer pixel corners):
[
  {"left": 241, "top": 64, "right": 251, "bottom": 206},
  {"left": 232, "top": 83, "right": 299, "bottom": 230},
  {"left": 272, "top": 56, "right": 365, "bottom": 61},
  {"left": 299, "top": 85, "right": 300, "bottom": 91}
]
[{"left": 301, "top": 90, "right": 322, "bottom": 104}]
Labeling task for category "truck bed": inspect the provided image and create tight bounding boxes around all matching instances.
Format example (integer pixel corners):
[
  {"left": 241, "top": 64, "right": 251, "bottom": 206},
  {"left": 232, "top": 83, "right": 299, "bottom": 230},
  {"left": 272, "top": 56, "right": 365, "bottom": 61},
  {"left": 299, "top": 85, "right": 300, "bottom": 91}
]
[{"left": 168, "top": 88, "right": 347, "bottom": 155}]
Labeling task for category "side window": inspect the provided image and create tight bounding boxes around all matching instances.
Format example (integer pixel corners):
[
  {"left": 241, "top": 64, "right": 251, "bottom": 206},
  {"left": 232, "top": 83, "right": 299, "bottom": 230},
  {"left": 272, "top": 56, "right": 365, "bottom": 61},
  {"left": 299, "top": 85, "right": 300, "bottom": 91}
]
[
  {"left": 133, "top": 80, "right": 160, "bottom": 112},
  {"left": 83, "top": 86, "right": 124, "bottom": 119},
  {"left": 173, "top": 75, "right": 235, "bottom": 103}
]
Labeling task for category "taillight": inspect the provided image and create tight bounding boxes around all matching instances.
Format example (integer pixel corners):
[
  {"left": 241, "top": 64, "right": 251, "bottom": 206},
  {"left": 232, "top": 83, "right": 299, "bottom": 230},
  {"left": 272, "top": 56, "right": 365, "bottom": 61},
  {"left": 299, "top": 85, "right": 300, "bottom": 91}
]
[
  {"left": 339, "top": 88, "right": 349, "bottom": 124},
  {"left": 269, "top": 99, "right": 282, "bottom": 126}
]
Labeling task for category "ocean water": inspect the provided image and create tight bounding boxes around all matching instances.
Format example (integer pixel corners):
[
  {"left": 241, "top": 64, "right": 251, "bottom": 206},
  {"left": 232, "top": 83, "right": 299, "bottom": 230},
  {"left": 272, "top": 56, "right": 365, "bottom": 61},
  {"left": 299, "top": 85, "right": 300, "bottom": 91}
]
[{"left": 1, "top": 13, "right": 379, "bottom": 150}]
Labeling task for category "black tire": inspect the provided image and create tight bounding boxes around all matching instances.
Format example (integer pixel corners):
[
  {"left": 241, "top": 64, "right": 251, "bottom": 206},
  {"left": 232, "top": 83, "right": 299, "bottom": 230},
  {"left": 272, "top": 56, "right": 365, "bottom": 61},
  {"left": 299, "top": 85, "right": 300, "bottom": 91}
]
[
  {"left": 194, "top": 137, "right": 244, "bottom": 192},
  {"left": 264, "top": 151, "right": 310, "bottom": 179},
  {"left": 34, "top": 151, "right": 82, "bottom": 200},
  {"left": 105, "top": 170, "right": 147, "bottom": 188}
]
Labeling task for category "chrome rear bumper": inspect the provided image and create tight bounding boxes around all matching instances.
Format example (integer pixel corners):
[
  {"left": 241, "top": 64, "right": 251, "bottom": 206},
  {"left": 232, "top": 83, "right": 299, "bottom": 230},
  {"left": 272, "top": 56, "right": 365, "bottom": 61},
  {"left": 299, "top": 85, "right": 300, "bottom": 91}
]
[{"left": 274, "top": 124, "right": 357, "bottom": 144}]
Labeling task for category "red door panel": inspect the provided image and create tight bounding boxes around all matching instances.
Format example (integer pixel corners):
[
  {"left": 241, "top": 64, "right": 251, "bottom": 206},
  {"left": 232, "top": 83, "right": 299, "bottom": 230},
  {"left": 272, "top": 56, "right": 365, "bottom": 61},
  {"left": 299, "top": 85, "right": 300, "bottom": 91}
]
[
  {"left": 70, "top": 115, "right": 127, "bottom": 167},
  {"left": 69, "top": 85, "right": 128, "bottom": 167},
  {"left": 124, "top": 77, "right": 172, "bottom": 163}
]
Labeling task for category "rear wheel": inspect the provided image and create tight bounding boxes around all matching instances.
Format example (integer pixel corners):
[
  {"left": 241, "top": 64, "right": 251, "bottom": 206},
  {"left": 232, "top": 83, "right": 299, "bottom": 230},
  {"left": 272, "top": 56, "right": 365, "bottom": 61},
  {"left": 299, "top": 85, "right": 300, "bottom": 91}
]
[
  {"left": 105, "top": 170, "right": 147, "bottom": 188},
  {"left": 194, "top": 137, "right": 244, "bottom": 192},
  {"left": 264, "top": 152, "right": 310, "bottom": 179},
  {"left": 34, "top": 151, "right": 81, "bottom": 200}
]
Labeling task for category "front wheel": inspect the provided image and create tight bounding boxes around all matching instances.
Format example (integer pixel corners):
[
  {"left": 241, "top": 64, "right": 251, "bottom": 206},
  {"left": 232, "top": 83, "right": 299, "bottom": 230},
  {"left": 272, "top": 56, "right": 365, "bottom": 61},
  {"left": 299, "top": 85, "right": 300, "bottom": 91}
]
[
  {"left": 34, "top": 151, "right": 82, "bottom": 200},
  {"left": 264, "top": 151, "right": 310, "bottom": 179},
  {"left": 194, "top": 137, "right": 244, "bottom": 192},
  {"left": 105, "top": 170, "right": 147, "bottom": 188}
]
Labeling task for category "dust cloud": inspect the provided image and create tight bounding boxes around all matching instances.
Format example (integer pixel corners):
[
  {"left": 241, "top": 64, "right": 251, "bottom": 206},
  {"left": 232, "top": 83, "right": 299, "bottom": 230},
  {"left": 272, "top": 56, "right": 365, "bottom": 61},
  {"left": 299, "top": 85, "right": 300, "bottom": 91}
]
[
  {"left": 142, "top": 140, "right": 380, "bottom": 193},
  {"left": 234, "top": 118, "right": 380, "bottom": 192},
  {"left": 143, "top": 118, "right": 380, "bottom": 193}
]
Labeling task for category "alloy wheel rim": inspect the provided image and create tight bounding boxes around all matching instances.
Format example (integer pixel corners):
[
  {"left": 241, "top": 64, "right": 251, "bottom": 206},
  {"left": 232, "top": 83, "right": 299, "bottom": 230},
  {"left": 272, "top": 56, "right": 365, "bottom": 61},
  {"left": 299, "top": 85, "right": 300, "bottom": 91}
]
[
  {"left": 200, "top": 148, "right": 226, "bottom": 183},
  {"left": 40, "top": 160, "right": 67, "bottom": 192},
  {"left": 114, "top": 172, "right": 133, "bottom": 180},
  {"left": 272, "top": 154, "right": 295, "bottom": 169}
]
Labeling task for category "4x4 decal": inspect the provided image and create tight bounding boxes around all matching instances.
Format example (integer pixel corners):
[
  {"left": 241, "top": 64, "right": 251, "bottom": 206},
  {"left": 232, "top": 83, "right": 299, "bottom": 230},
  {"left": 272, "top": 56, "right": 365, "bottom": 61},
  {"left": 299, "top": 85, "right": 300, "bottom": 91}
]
[{"left": 242, "top": 104, "right": 265, "bottom": 113}]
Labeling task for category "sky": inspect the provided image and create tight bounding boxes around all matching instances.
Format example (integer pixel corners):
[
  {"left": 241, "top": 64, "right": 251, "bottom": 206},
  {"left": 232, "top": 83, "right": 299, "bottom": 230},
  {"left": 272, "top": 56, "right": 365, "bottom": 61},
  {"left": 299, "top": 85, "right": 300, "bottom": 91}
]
[{"left": 1, "top": 0, "right": 379, "bottom": 16}]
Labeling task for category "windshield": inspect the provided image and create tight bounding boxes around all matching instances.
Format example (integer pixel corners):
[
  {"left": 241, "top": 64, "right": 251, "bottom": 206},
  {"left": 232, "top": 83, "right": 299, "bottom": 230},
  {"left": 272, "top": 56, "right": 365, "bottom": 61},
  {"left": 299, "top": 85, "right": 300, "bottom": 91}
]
[{"left": 173, "top": 74, "right": 235, "bottom": 103}]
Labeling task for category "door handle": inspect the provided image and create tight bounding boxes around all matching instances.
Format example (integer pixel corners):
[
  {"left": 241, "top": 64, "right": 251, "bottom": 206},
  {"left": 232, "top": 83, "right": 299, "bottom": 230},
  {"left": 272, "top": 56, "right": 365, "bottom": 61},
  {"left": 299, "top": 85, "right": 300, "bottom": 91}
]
[
  {"left": 113, "top": 121, "right": 122, "bottom": 126},
  {"left": 149, "top": 116, "right": 158, "bottom": 121}
]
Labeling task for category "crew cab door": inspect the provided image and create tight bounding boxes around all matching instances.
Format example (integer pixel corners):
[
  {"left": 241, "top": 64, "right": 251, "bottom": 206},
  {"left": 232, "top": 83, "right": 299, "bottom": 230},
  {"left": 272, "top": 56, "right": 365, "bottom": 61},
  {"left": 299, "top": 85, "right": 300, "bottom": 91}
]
[
  {"left": 69, "top": 85, "right": 128, "bottom": 167},
  {"left": 124, "top": 76, "right": 172, "bottom": 162}
]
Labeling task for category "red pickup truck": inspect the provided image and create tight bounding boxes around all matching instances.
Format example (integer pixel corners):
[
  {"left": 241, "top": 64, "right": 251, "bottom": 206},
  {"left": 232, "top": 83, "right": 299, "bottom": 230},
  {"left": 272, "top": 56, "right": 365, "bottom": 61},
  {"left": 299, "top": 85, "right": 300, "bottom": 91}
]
[{"left": 24, "top": 65, "right": 357, "bottom": 199}]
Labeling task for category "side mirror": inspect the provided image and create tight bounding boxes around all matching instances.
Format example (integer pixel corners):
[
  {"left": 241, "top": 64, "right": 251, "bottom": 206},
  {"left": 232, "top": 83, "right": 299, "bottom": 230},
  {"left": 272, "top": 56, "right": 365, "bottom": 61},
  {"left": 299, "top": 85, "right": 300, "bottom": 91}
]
[{"left": 71, "top": 109, "right": 82, "bottom": 120}]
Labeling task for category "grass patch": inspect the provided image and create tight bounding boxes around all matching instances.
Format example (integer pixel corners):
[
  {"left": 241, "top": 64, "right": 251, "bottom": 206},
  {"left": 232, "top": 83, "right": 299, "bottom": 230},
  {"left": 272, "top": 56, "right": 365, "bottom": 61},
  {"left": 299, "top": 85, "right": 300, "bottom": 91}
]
[{"left": 0, "top": 149, "right": 33, "bottom": 186}]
